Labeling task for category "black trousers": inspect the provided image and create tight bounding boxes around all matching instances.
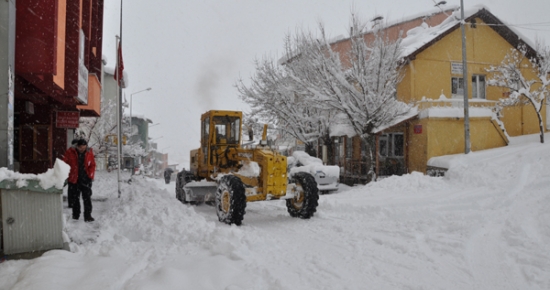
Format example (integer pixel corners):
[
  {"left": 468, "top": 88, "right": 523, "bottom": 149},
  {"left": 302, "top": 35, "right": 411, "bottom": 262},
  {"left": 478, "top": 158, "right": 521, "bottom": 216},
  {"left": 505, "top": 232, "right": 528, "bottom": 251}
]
[
  {"left": 70, "top": 182, "right": 93, "bottom": 218},
  {"left": 68, "top": 183, "right": 77, "bottom": 208}
]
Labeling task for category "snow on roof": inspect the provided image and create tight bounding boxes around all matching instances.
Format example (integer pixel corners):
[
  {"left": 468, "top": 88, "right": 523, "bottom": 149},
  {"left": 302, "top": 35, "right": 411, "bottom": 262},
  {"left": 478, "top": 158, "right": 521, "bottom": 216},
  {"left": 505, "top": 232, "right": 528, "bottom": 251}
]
[
  {"left": 400, "top": 5, "right": 537, "bottom": 59},
  {"left": 374, "top": 6, "right": 460, "bottom": 34},
  {"left": 286, "top": 6, "right": 537, "bottom": 67},
  {"left": 419, "top": 106, "right": 493, "bottom": 119},
  {"left": 373, "top": 106, "right": 419, "bottom": 134},
  {"left": 280, "top": 6, "right": 460, "bottom": 65},
  {"left": 399, "top": 11, "right": 461, "bottom": 57},
  {"left": 416, "top": 94, "right": 496, "bottom": 120},
  {"left": 398, "top": 6, "right": 492, "bottom": 58}
]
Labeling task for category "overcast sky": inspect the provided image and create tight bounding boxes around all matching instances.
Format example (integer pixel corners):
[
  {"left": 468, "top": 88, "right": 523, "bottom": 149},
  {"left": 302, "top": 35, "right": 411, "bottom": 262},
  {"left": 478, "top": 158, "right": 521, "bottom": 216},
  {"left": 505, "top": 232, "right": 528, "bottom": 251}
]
[{"left": 101, "top": 0, "right": 550, "bottom": 168}]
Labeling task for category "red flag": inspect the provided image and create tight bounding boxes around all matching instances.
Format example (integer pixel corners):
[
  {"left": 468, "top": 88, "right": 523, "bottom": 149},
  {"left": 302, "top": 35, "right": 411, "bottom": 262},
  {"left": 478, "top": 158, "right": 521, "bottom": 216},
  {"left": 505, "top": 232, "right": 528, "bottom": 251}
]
[{"left": 114, "top": 42, "right": 124, "bottom": 86}]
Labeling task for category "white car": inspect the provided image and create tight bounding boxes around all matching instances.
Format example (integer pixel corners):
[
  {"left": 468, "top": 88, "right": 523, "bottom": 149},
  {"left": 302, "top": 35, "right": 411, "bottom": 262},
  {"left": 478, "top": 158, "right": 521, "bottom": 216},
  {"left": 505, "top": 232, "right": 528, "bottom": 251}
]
[{"left": 287, "top": 151, "right": 339, "bottom": 194}]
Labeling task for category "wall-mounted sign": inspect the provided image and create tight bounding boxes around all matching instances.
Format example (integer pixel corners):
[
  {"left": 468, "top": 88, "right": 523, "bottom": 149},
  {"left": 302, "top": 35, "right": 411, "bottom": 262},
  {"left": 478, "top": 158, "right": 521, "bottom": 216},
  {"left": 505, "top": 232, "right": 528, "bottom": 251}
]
[
  {"left": 414, "top": 124, "right": 423, "bottom": 134},
  {"left": 56, "top": 111, "right": 80, "bottom": 128},
  {"left": 451, "top": 62, "right": 463, "bottom": 75}
]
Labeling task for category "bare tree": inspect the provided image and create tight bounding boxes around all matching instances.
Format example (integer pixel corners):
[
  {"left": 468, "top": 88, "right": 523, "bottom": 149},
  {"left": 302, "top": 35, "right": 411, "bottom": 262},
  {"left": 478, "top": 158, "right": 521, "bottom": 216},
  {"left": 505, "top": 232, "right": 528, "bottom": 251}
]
[{"left": 487, "top": 44, "right": 550, "bottom": 143}]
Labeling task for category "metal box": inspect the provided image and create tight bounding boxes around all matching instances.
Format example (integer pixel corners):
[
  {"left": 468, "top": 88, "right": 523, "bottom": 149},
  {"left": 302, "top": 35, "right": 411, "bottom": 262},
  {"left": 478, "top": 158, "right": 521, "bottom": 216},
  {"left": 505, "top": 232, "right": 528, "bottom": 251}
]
[{"left": 0, "top": 179, "right": 64, "bottom": 255}]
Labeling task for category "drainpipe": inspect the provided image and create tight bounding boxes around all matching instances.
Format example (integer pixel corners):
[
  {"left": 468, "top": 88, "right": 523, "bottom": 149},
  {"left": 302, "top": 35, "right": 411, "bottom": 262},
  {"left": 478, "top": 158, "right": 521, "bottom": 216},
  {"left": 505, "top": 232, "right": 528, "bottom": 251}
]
[{"left": 0, "top": 0, "right": 16, "bottom": 170}]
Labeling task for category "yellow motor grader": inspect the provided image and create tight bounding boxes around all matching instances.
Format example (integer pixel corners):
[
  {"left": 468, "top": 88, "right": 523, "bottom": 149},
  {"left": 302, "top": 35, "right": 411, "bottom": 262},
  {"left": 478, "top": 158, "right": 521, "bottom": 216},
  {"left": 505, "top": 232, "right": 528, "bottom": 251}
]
[{"left": 175, "top": 110, "right": 319, "bottom": 225}]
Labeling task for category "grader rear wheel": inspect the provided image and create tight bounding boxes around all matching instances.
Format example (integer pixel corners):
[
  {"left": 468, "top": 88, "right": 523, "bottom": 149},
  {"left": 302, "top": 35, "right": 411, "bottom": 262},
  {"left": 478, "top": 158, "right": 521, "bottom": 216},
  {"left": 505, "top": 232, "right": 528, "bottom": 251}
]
[
  {"left": 286, "top": 172, "right": 319, "bottom": 219},
  {"left": 216, "top": 175, "right": 247, "bottom": 225}
]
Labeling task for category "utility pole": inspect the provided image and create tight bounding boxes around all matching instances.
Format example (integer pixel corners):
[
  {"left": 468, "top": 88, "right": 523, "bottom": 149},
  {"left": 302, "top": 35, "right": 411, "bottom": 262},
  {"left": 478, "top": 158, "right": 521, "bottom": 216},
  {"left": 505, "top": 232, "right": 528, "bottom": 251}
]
[{"left": 460, "top": 0, "right": 471, "bottom": 154}]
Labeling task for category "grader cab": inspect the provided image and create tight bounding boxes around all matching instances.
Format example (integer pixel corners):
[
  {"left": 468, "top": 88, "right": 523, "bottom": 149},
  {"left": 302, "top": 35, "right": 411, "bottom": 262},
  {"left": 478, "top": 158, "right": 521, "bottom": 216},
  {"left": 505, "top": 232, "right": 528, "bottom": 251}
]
[{"left": 176, "top": 110, "right": 319, "bottom": 225}]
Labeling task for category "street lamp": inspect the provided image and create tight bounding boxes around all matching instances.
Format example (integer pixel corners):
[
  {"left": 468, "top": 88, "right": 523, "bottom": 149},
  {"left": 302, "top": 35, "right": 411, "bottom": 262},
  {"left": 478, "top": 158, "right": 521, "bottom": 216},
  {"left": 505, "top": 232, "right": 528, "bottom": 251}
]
[{"left": 130, "top": 87, "right": 152, "bottom": 128}]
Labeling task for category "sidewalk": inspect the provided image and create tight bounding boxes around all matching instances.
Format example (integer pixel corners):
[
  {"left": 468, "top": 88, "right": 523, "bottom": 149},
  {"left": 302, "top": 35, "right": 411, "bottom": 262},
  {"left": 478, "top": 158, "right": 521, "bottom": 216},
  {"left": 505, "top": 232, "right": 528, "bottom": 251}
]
[{"left": 62, "top": 170, "right": 133, "bottom": 246}]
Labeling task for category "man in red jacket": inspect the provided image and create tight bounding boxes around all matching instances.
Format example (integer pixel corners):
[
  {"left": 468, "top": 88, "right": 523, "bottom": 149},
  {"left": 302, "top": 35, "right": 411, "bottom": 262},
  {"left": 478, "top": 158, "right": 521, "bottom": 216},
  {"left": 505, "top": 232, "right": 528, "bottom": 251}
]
[{"left": 63, "top": 139, "right": 96, "bottom": 222}]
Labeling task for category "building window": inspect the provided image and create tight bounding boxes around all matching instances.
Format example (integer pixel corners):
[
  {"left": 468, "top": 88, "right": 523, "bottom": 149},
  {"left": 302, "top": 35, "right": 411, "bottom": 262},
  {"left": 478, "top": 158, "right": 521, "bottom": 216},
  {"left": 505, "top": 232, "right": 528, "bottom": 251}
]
[
  {"left": 333, "top": 136, "right": 346, "bottom": 165},
  {"left": 472, "top": 75, "right": 486, "bottom": 99},
  {"left": 378, "top": 133, "right": 404, "bottom": 158},
  {"left": 451, "top": 77, "right": 464, "bottom": 97}
]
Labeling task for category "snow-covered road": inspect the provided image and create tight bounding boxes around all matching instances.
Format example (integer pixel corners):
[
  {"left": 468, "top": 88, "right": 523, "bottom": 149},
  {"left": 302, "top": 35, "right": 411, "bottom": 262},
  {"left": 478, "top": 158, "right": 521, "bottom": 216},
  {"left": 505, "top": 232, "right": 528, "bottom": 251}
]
[{"left": 1, "top": 135, "right": 549, "bottom": 290}]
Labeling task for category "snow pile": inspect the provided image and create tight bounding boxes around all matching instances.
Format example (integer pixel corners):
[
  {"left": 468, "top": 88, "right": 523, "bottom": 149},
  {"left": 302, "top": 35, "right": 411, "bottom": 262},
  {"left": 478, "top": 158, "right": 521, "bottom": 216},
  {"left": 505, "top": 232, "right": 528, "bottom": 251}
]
[
  {"left": 0, "top": 159, "right": 70, "bottom": 190},
  {"left": 287, "top": 151, "right": 340, "bottom": 178}
]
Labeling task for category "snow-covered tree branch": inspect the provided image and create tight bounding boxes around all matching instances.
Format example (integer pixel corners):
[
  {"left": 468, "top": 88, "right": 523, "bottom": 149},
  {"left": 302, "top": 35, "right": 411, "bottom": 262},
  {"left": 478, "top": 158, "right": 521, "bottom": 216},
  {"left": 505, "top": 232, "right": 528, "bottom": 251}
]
[
  {"left": 487, "top": 43, "right": 550, "bottom": 143},
  {"left": 236, "top": 53, "right": 335, "bottom": 156},
  {"left": 76, "top": 99, "right": 118, "bottom": 155}
]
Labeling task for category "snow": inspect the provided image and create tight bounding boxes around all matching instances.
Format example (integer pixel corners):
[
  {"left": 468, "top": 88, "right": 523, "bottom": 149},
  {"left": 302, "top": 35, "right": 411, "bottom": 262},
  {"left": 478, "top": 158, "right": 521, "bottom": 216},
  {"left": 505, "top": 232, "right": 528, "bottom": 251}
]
[
  {"left": 237, "top": 161, "right": 261, "bottom": 177},
  {"left": 103, "top": 66, "right": 129, "bottom": 88},
  {"left": 397, "top": 5, "right": 537, "bottom": 59},
  {"left": 419, "top": 106, "right": 493, "bottom": 119},
  {"left": 400, "top": 8, "right": 462, "bottom": 57},
  {"left": 328, "top": 113, "right": 357, "bottom": 137},
  {"left": 0, "top": 159, "right": 70, "bottom": 190},
  {"left": 1, "top": 134, "right": 550, "bottom": 289},
  {"left": 287, "top": 151, "right": 340, "bottom": 178},
  {"left": 374, "top": 106, "right": 419, "bottom": 133}
]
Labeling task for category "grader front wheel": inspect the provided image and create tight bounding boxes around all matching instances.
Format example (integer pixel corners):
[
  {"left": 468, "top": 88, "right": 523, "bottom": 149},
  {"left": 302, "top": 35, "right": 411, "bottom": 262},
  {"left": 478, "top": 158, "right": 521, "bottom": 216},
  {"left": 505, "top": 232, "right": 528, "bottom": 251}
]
[
  {"left": 286, "top": 172, "right": 319, "bottom": 219},
  {"left": 216, "top": 175, "right": 247, "bottom": 225},
  {"left": 175, "top": 172, "right": 189, "bottom": 204}
]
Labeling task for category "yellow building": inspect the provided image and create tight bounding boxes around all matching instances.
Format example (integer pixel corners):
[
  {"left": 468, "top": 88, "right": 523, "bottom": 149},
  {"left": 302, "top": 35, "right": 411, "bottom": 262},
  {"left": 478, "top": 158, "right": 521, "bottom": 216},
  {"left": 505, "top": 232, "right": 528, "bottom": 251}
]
[{"left": 328, "top": 7, "right": 547, "bottom": 181}]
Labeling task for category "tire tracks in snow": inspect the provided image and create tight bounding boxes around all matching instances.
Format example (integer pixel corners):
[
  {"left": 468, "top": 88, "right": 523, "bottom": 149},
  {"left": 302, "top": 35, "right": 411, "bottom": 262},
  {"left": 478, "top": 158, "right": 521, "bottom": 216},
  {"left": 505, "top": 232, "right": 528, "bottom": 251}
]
[{"left": 465, "top": 164, "right": 531, "bottom": 289}]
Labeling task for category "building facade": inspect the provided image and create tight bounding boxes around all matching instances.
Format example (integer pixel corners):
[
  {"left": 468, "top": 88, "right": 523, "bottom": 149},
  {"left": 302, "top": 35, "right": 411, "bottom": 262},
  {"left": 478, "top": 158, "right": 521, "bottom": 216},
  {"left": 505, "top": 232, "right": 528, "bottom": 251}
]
[
  {"left": 1, "top": 0, "right": 105, "bottom": 173},
  {"left": 325, "top": 7, "right": 547, "bottom": 182}
]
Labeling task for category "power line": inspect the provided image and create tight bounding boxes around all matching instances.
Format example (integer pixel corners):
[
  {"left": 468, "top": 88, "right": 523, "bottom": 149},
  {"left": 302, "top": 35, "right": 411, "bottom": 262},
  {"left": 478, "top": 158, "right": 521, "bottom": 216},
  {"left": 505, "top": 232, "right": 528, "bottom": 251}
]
[{"left": 474, "top": 22, "right": 550, "bottom": 32}]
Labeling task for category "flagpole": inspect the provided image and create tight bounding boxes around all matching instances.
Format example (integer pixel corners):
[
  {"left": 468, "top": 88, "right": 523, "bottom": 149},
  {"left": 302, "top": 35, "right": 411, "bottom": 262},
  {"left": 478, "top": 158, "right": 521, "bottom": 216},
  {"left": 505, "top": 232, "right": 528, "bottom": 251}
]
[
  {"left": 115, "top": 35, "right": 122, "bottom": 198},
  {"left": 117, "top": 0, "right": 124, "bottom": 198}
]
